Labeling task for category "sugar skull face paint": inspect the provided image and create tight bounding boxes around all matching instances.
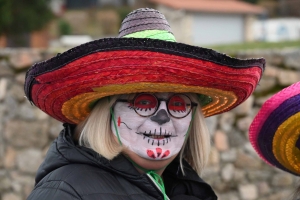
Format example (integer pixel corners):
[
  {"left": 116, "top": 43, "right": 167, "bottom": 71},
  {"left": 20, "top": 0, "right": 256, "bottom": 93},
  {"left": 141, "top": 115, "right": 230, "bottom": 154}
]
[{"left": 111, "top": 93, "right": 194, "bottom": 160}]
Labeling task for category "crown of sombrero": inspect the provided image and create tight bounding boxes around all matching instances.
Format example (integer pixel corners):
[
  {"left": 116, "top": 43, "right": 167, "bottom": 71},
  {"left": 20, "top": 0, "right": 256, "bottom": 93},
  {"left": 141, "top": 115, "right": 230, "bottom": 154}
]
[
  {"left": 249, "top": 81, "right": 300, "bottom": 176},
  {"left": 24, "top": 8, "right": 265, "bottom": 124}
]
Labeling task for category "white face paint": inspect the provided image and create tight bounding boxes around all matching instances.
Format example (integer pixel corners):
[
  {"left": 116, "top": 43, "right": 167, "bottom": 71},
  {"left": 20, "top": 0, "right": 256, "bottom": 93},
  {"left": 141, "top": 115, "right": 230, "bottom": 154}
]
[{"left": 111, "top": 93, "right": 193, "bottom": 160}]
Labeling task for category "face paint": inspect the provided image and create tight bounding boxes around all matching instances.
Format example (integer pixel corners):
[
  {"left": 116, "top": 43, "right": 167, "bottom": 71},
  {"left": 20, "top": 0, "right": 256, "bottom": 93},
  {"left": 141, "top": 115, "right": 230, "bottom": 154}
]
[{"left": 111, "top": 93, "right": 192, "bottom": 160}]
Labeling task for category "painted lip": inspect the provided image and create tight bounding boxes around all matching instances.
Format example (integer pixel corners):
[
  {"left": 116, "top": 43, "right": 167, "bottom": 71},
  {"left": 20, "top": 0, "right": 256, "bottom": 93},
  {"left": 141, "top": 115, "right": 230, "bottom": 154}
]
[{"left": 136, "top": 127, "right": 177, "bottom": 139}]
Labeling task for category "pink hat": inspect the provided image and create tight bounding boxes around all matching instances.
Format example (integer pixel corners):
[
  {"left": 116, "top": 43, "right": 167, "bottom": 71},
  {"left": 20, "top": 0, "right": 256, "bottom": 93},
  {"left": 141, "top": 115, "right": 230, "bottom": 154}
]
[{"left": 249, "top": 81, "right": 300, "bottom": 175}]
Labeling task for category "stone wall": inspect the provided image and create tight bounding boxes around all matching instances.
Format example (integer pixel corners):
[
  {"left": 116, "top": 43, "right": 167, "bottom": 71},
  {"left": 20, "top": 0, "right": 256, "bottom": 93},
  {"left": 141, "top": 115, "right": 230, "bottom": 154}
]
[{"left": 0, "top": 48, "right": 299, "bottom": 200}]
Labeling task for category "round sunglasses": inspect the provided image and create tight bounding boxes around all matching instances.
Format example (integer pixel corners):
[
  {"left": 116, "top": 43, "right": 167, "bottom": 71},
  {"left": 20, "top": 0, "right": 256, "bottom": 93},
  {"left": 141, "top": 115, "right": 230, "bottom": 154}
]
[{"left": 115, "top": 93, "right": 198, "bottom": 118}]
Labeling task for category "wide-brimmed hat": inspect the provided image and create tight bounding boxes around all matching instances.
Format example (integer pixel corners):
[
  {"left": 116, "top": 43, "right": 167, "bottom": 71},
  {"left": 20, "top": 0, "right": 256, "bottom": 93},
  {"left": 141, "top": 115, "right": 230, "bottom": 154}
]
[
  {"left": 24, "top": 8, "right": 265, "bottom": 124},
  {"left": 249, "top": 81, "right": 300, "bottom": 176}
]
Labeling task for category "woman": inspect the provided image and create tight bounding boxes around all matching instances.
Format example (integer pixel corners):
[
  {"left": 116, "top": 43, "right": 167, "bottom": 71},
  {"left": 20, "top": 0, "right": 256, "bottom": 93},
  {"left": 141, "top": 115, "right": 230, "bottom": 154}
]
[
  {"left": 25, "top": 8, "right": 265, "bottom": 200},
  {"left": 249, "top": 81, "right": 300, "bottom": 200}
]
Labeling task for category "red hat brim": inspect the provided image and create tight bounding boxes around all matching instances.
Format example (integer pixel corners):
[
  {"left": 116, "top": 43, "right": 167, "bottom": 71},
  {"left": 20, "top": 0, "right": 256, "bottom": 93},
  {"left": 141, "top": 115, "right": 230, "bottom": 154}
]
[{"left": 25, "top": 38, "right": 265, "bottom": 124}]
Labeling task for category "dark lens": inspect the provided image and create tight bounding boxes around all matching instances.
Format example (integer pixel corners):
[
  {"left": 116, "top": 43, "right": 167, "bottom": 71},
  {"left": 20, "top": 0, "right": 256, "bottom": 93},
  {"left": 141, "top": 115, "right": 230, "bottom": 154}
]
[
  {"left": 134, "top": 94, "right": 158, "bottom": 116},
  {"left": 168, "top": 94, "right": 191, "bottom": 118}
]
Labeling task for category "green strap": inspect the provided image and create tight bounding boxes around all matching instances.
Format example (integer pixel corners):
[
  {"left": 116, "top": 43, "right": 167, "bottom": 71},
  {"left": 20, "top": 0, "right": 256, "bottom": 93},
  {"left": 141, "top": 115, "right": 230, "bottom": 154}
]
[
  {"left": 110, "top": 107, "right": 123, "bottom": 145},
  {"left": 125, "top": 155, "right": 166, "bottom": 172},
  {"left": 125, "top": 156, "right": 168, "bottom": 199},
  {"left": 147, "top": 171, "right": 167, "bottom": 200},
  {"left": 185, "top": 107, "right": 196, "bottom": 141}
]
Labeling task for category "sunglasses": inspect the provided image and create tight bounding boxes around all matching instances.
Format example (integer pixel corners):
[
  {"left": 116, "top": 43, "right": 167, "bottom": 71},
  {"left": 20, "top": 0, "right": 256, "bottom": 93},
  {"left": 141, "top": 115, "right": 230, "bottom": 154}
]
[{"left": 115, "top": 93, "right": 198, "bottom": 118}]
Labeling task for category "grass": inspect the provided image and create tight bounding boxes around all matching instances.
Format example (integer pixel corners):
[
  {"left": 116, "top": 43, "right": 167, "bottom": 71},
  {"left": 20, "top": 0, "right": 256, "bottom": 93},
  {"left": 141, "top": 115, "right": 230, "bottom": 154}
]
[{"left": 204, "top": 40, "right": 300, "bottom": 53}]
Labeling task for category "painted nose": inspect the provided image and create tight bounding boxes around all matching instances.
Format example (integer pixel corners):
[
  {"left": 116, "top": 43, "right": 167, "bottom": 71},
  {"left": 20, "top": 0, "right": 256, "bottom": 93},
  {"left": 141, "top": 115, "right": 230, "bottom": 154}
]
[{"left": 150, "top": 109, "right": 170, "bottom": 125}]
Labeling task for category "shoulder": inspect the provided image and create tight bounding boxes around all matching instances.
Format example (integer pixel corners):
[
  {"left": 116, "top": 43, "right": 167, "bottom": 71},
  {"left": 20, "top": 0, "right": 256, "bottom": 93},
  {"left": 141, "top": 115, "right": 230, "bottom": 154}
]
[
  {"left": 36, "top": 164, "right": 117, "bottom": 191},
  {"left": 42, "top": 164, "right": 111, "bottom": 183},
  {"left": 30, "top": 164, "right": 153, "bottom": 200}
]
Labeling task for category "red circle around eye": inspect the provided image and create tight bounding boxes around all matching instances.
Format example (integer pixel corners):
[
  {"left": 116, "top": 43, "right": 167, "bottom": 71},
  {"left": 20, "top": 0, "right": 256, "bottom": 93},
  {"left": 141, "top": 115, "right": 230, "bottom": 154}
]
[
  {"left": 134, "top": 94, "right": 157, "bottom": 109},
  {"left": 168, "top": 95, "right": 186, "bottom": 112}
]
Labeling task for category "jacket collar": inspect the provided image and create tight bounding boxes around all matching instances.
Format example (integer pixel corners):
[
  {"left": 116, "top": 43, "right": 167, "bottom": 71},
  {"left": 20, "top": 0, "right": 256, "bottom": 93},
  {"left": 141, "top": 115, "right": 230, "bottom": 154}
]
[{"left": 36, "top": 123, "right": 216, "bottom": 199}]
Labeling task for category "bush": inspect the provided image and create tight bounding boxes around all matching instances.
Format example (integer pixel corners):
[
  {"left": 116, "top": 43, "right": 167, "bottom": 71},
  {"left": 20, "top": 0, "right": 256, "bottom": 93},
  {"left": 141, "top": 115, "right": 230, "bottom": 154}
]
[{"left": 58, "top": 20, "right": 72, "bottom": 36}]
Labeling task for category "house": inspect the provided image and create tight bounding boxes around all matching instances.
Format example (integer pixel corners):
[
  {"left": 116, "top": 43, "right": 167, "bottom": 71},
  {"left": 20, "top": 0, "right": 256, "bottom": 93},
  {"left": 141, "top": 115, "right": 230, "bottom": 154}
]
[
  {"left": 253, "top": 18, "right": 300, "bottom": 42},
  {"left": 142, "top": 0, "right": 266, "bottom": 46}
]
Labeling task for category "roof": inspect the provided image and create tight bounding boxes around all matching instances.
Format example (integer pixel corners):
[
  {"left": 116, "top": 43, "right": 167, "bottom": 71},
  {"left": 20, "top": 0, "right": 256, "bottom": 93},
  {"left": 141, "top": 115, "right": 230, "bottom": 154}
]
[{"left": 149, "top": 0, "right": 266, "bottom": 14}]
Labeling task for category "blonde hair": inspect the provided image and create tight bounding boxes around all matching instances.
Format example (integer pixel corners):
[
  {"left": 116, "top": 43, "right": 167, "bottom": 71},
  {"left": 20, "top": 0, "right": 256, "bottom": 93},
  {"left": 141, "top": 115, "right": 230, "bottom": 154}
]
[
  {"left": 77, "top": 96, "right": 122, "bottom": 159},
  {"left": 77, "top": 94, "right": 211, "bottom": 176},
  {"left": 180, "top": 95, "right": 211, "bottom": 175}
]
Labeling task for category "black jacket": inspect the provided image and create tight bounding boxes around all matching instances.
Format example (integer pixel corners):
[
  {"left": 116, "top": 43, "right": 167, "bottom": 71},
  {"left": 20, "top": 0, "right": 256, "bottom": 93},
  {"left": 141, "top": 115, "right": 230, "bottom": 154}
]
[{"left": 27, "top": 124, "right": 217, "bottom": 200}]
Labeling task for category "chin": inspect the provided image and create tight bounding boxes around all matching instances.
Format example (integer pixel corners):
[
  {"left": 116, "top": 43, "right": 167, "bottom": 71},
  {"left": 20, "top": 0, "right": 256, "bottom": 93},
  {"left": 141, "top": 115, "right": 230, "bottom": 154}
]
[{"left": 123, "top": 148, "right": 178, "bottom": 172}]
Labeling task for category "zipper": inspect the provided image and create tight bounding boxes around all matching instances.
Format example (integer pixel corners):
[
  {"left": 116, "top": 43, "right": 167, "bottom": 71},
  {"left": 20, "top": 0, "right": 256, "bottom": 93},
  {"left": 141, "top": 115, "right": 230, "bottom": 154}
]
[{"left": 146, "top": 173, "right": 170, "bottom": 200}]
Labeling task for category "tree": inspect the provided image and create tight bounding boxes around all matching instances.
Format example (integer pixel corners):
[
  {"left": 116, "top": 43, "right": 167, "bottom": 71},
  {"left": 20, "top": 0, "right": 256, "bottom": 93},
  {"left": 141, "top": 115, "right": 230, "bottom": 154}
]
[{"left": 0, "top": 0, "right": 54, "bottom": 45}]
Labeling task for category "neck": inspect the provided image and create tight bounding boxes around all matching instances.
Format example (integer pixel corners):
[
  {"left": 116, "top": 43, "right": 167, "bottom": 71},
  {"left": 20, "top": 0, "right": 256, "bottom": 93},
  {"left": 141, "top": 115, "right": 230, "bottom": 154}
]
[
  {"left": 122, "top": 153, "right": 169, "bottom": 176},
  {"left": 135, "top": 166, "right": 166, "bottom": 176}
]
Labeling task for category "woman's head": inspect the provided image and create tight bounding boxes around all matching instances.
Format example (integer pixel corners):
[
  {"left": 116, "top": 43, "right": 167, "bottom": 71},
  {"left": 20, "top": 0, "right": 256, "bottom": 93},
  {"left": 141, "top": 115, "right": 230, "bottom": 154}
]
[
  {"left": 111, "top": 93, "right": 194, "bottom": 160},
  {"left": 77, "top": 93, "right": 211, "bottom": 175}
]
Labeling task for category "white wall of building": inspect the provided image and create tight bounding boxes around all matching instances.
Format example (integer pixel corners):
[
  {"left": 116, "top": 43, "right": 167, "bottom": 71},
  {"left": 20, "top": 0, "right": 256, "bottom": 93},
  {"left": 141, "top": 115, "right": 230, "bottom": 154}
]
[
  {"left": 192, "top": 13, "right": 244, "bottom": 46},
  {"left": 253, "top": 18, "right": 300, "bottom": 42}
]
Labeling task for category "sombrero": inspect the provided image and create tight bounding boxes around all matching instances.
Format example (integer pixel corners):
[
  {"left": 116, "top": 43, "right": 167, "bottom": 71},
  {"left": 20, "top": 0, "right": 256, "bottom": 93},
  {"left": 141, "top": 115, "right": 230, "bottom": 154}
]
[
  {"left": 24, "top": 8, "right": 265, "bottom": 124},
  {"left": 249, "top": 81, "right": 300, "bottom": 176}
]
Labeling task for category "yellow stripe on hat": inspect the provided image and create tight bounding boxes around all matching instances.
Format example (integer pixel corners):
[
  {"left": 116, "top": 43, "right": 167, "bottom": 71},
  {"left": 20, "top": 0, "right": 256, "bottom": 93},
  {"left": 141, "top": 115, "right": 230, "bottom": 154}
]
[
  {"left": 62, "top": 82, "right": 238, "bottom": 124},
  {"left": 273, "top": 112, "right": 300, "bottom": 174}
]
